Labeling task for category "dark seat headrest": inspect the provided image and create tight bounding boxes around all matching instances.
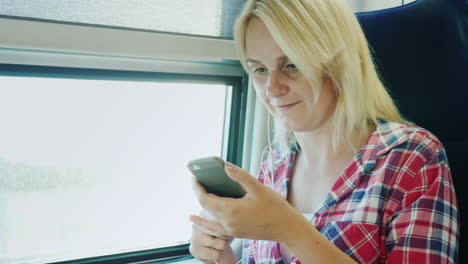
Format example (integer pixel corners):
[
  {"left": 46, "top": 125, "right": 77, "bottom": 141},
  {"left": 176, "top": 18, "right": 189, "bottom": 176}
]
[{"left": 356, "top": 0, "right": 468, "bottom": 143}]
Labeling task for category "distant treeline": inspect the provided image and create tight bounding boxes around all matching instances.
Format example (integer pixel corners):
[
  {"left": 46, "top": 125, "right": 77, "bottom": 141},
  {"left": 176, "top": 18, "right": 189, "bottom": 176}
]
[{"left": 0, "top": 157, "right": 97, "bottom": 191}]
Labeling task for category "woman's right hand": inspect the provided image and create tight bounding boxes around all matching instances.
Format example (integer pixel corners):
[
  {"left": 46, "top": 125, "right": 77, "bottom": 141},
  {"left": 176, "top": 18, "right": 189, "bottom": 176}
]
[{"left": 189, "top": 210, "right": 234, "bottom": 263}]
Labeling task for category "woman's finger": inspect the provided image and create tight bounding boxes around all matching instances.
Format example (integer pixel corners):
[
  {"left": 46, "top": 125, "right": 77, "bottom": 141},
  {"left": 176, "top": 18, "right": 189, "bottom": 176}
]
[
  {"left": 224, "top": 162, "right": 262, "bottom": 194},
  {"left": 193, "top": 222, "right": 231, "bottom": 239},
  {"left": 202, "top": 233, "right": 229, "bottom": 251},
  {"left": 189, "top": 215, "right": 227, "bottom": 236},
  {"left": 191, "top": 179, "right": 232, "bottom": 216},
  {"left": 189, "top": 228, "right": 228, "bottom": 262},
  {"left": 189, "top": 242, "right": 224, "bottom": 262}
]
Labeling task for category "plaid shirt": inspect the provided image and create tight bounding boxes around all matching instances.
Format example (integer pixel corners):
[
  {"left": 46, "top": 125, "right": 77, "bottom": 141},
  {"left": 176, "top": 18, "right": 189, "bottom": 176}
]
[{"left": 241, "top": 121, "right": 459, "bottom": 264}]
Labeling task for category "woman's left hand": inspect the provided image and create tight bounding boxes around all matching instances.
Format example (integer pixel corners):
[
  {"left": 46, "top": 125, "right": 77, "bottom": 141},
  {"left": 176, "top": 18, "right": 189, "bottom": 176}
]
[{"left": 189, "top": 162, "right": 301, "bottom": 243}]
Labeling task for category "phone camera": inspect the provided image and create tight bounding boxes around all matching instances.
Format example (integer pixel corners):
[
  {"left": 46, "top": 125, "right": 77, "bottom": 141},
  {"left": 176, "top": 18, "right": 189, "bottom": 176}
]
[{"left": 191, "top": 164, "right": 201, "bottom": 170}]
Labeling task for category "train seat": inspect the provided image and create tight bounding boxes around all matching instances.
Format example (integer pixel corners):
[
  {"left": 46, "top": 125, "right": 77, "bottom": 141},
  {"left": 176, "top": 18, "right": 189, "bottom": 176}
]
[{"left": 356, "top": 0, "right": 468, "bottom": 262}]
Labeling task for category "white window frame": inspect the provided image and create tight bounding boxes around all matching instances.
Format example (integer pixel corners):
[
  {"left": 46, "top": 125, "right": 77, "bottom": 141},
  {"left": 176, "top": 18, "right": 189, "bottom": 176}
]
[{"left": 0, "top": 16, "right": 242, "bottom": 76}]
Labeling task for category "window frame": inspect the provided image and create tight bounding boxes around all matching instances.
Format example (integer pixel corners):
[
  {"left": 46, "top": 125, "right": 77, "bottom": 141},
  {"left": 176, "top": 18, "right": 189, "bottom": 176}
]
[
  {"left": 0, "top": 63, "right": 247, "bottom": 264},
  {"left": 49, "top": 245, "right": 193, "bottom": 264},
  {"left": 0, "top": 16, "right": 241, "bottom": 76},
  {"left": 0, "top": 14, "right": 247, "bottom": 264},
  {"left": 1, "top": 0, "right": 245, "bottom": 39}
]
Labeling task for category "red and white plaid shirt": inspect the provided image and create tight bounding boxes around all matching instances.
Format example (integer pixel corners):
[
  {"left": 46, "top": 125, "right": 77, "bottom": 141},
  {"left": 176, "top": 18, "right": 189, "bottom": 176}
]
[{"left": 241, "top": 121, "right": 459, "bottom": 263}]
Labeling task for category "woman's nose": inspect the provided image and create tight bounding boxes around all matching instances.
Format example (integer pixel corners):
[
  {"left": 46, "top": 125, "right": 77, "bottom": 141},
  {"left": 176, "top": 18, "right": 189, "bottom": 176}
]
[{"left": 266, "top": 71, "right": 289, "bottom": 98}]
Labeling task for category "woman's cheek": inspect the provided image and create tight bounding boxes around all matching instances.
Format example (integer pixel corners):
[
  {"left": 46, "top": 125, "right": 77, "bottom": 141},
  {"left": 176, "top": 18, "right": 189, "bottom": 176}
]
[
  {"left": 252, "top": 81, "right": 264, "bottom": 95},
  {"left": 252, "top": 81, "right": 276, "bottom": 115}
]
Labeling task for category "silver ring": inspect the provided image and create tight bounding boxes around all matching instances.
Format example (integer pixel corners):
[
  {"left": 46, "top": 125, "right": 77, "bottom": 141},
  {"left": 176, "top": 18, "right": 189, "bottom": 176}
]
[{"left": 209, "top": 236, "right": 216, "bottom": 250}]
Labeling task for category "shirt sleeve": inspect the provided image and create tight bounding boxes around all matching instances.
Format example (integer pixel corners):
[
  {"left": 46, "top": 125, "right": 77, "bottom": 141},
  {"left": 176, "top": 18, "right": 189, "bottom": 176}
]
[{"left": 385, "top": 147, "right": 459, "bottom": 263}]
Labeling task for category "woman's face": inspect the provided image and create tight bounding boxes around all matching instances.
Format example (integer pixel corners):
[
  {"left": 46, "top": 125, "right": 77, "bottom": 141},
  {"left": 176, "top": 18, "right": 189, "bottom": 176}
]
[{"left": 245, "top": 17, "right": 337, "bottom": 133}]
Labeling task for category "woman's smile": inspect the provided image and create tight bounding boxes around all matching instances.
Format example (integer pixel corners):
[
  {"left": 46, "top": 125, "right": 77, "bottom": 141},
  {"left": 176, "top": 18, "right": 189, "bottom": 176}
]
[{"left": 274, "top": 101, "right": 302, "bottom": 111}]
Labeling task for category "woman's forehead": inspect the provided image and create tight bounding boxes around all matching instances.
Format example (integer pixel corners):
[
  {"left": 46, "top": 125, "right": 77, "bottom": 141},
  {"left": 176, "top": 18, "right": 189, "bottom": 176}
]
[
  {"left": 245, "top": 18, "right": 270, "bottom": 47},
  {"left": 245, "top": 18, "right": 287, "bottom": 64}
]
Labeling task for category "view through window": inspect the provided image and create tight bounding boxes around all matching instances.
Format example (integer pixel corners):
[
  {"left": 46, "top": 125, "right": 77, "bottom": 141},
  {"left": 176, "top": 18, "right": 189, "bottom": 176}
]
[{"left": 0, "top": 76, "right": 230, "bottom": 263}]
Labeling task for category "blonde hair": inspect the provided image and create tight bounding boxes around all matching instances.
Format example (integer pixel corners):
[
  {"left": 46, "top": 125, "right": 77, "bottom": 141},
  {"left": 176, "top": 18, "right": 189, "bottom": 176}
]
[{"left": 234, "top": 0, "right": 411, "bottom": 152}]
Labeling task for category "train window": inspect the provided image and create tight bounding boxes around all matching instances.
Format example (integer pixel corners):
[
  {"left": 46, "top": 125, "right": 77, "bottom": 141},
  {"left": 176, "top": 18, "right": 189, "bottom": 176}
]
[
  {"left": 0, "top": 71, "right": 243, "bottom": 263},
  {"left": 0, "top": 0, "right": 246, "bottom": 38}
]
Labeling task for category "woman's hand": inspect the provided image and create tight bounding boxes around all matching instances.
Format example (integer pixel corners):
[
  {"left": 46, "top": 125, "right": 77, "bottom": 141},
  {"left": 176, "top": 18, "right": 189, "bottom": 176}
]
[
  {"left": 189, "top": 162, "right": 302, "bottom": 244},
  {"left": 189, "top": 210, "right": 234, "bottom": 263}
]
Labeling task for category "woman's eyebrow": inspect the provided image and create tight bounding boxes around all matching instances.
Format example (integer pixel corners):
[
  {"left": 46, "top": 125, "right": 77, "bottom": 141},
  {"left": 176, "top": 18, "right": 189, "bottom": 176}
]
[
  {"left": 246, "top": 58, "right": 260, "bottom": 64},
  {"left": 246, "top": 56, "right": 289, "bottom": 64},
  {"left": 277, "top": 56, "right": 289, "bottom": 63}
]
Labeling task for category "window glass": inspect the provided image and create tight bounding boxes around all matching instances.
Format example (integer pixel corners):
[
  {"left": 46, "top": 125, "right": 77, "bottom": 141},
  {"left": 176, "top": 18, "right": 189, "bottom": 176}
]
[
  {"left": 0, "top": 0, "right": 246, "bottom": 38},
  {"left": 0, "top": 76, "right": 230, "bottom": 263}
]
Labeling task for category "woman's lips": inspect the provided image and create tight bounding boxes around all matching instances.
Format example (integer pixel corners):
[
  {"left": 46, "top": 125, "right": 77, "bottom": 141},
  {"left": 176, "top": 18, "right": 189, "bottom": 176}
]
[{"left": 276, "top": 101, "right": 301, "bottom": 111}]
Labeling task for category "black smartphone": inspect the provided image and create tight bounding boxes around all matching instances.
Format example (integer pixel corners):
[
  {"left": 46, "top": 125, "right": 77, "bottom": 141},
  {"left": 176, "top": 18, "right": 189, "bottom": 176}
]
[{"left": 187, "top": 156, "right": 246, "bottom": 198}]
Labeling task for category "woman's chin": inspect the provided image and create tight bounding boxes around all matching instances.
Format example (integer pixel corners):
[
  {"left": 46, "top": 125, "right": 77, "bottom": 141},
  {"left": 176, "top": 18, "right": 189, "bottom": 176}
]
[{"left": 280, "top": 120, "right": 310, "bottom": 132}]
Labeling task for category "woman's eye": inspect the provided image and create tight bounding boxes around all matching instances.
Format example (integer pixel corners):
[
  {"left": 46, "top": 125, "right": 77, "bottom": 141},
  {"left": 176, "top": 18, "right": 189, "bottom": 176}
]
[
  {"left": 286, "top": 64, "right": 297, "bottom": 70},
  {"left": 254, "top": 67, "right": 266, "bottom": 73}
]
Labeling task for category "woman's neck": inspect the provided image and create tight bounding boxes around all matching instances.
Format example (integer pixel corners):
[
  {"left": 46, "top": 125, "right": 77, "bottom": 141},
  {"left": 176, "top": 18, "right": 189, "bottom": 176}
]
[{"left": 294, "top": 123, "right": 374, "bottom": 167}]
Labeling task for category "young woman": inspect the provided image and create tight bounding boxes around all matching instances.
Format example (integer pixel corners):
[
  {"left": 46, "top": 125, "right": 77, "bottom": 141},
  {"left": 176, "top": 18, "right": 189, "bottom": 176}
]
[{"left": 189, "top": 0, "right": 459, "bottom": 263}]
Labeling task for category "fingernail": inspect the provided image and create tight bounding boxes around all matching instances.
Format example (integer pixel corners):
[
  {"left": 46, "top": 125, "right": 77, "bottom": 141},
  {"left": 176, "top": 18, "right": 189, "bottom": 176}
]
[{"left": 225, "top": 162, "right": 238, "bottom": 172}]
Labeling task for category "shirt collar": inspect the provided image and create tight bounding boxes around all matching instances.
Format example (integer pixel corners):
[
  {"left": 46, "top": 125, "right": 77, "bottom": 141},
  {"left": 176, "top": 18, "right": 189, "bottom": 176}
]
[
  {"left": 278, "top": 120, "right": 410, "bottom": 213},
  {"left": 283, "top": 120, "right": 409, "bottom": 174},
  {"left": 360, "top": 120, "right": 409, "bottom": 173}
]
